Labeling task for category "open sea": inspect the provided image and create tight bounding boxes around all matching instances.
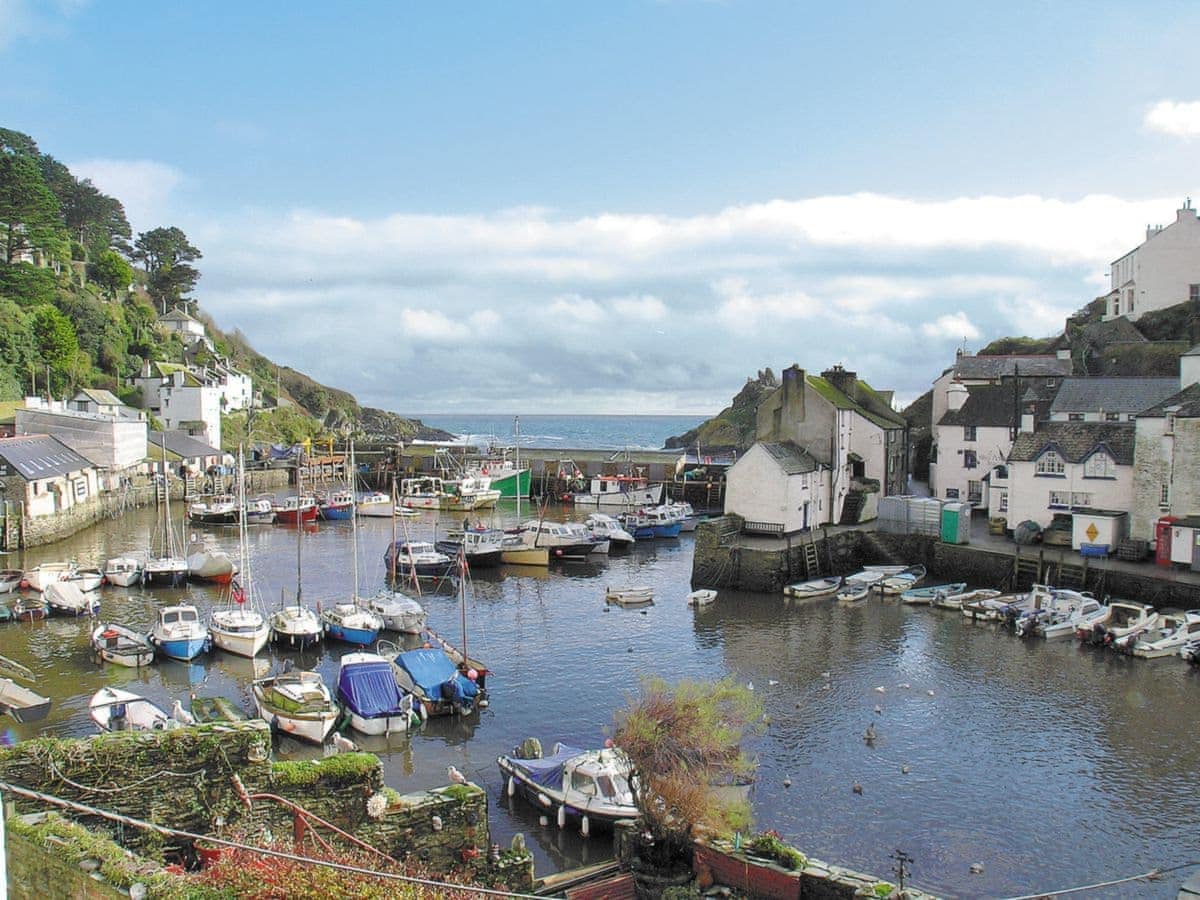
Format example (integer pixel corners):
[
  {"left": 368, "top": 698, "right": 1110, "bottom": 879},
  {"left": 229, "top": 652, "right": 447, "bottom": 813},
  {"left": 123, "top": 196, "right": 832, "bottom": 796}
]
[{"left": 406, "top": 414, "right": 708, "bottom": 451}]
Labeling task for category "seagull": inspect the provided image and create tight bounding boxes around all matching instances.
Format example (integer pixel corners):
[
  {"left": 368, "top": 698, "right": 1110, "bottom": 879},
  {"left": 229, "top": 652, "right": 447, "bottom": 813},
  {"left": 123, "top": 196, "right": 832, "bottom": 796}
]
[
  {"left": 331, "top": 732, "right": 357, "bottom": 754},
  {"left": 874, "top": 686, "right": 886, "bottom": 694},
  {"left": 171, "top": 699, "right": 195, "bottom": 726},
  {"left": 768, "top": 679, "right": 780, "bottom": 686},
  {"left": 783, "top": 776, "right": 792, "bottom": 788},
  {"left": 901, "top": 764, "right": 911, "bottom": 775},
  {"left": 447, "top": 765, "right": 468, "bottom": 785},
  {"left": 898, "top": 682, "right": 911, "bottom": 690},
  {"left": 746, "top": 681, "right": 754, "bottom": 691},
  {"left": 863, "top": 722, "right": 877, "bottom": 744},
  {"left": 873, "top": 704, "right": 883, "bottom": 715},
  {"left": 926, "top": 689, "right": 936, "bottom": 697},
  {"left": 821, "top": 671, "right": 831, "bottom": 679}
]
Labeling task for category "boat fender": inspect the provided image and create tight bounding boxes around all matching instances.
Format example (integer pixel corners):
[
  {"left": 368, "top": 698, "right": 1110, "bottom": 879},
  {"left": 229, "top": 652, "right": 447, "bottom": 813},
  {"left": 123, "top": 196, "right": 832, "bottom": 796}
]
[
  {"left": 507, "top": 776, "right": 515, "bottom": 798},
  {"left": 537, "top": 792, "right": 551, "bottom": 808},
  {"left": 557, "top": 804, "right": 566, "bottom": 829},
  {"left": 580, "top": 815, "right": 590, "bottom": 838}
]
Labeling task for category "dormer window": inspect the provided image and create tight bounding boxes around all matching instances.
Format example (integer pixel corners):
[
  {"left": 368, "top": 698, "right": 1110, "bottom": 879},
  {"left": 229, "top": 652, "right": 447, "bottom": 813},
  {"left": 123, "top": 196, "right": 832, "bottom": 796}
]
[
  {"left": 1035, "top": 450, "right": 1065, "bottom": 475},
  {"left": 1083, "top": 451, "right": 1114, "bottom": 478}
]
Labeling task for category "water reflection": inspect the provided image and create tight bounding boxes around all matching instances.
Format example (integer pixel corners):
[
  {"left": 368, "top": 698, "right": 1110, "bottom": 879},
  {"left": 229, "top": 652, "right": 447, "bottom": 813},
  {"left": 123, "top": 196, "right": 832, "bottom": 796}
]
[{"left": 2, "top": 506, "right": 1197, "bottom": 895}]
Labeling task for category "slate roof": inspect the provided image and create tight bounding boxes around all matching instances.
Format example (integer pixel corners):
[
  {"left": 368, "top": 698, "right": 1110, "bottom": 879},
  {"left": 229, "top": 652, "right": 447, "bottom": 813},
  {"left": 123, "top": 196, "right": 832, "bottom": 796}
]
[
  {"left": 952, "top": 355, "right": 1072, "bottom": 379},
  {"left": 1184, "top": 344, "right": 1200, "bottom": 357},
  {"left": 1050, "top": 377, "right": 1180, "bottom": 415},
  {"left": 1078, "top": 317, "right": 1147, "bottom": 348},
  {"left": 159, "top": 308, "right": 202, "bottom": 324},
  {"left": 1137, "top": 382, "right": 1200, "bottom": 418},
  {"left": 150, "top": 430, "right": 221, "bottom": 460},
  {"left": 1009, "top": 422, "right": 1136, "bottom": 465},
  {"left": 0, "top": 434, "right": 94, "bottom": 481},
  {"left": 757, "top": 441, "right": 819, "bottom": 475},
  {"left": 938, "top": 384, "right": 1020, "bottom": 428},
  {"left": 73, "top": 388, "right": 123, "bottom": 406}
]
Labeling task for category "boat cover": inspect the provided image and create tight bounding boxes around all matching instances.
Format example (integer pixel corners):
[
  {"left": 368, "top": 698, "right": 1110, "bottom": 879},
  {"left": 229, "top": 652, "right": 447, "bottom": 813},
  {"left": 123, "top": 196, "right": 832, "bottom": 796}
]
[
  {"left": 507, "top": 743, "right": 584, "bottom": 789},
  {"left": 394, "top": 648, "right": 479, "bottom": 703},
  {"left": 337, "top": 660, "right": 406, "bottom": 716}
]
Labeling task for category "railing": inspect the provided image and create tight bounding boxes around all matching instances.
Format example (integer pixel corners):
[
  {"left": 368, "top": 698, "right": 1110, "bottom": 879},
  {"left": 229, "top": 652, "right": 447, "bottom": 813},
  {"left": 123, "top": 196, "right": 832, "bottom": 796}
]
[{"left": 742, "top": 520, "right": 784, "bottom": 536}]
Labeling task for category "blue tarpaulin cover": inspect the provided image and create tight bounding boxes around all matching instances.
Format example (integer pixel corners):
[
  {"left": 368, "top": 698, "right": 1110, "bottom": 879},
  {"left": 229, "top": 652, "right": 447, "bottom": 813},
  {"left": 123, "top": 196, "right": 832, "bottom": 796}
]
[
  {"left": 395, "top": 648, "right": 478, "bottom": 702},
  {"left": 508, "top": 744, "right": 584, "bottom": 790},
  {"left": 337, "top": 660, "right": 405, "bottom": 717}
]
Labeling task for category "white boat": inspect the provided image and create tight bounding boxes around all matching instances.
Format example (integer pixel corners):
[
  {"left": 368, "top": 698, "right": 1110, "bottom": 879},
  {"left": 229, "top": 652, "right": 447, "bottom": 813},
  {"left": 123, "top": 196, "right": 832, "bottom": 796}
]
[
  {"left": 336, "top": 651, "right": 422, "bottom": 736},
  {"left": 606, "top": 585, "right": 653, "bottom": 606},
  {"left": 562, "top": 521, "right": 608, "bottom": 554},
  {"left": 209, "top": 450, "right": 269, "bottom": 659},
  {"left": 0, "top": 569, "right": 23, "bottom": 594},
  {"left": 67, "top": 567, "right": 105, "bottom": 592},
  {"left": 878, "top": 565, "right": 927, "bottom": 596},
  {"left": 570, "top": 474, "right": 663, "bottom": 509},
  {"left": 1078, "top": 600, "right": 1158, "bottom": 646},
  {"left": 666, "top": 501, "right": 701, "bottom": 532},
  {"left": 91, "top": 622, "right": 155, "bottom": 667},
  {"left": 445, "top": 475, "right": 501, "bottom": 511},
  {"left": 103, "top": 556, "right": 143, "bottom": 587},
  {"left": 1182, "top": 638, "right": 1200, "bottom": 665},
  {"left": 270, "top": 447, "right": 322, "bottom": 647},
  {"left": 245, "top": 497, "right": 276, "bottom": 524},
  {"left": 89, "top": 686, "right": 178, "bottom": 732},
  {"left": 146, "top": 445, "right": 189, "bottom": 584},
  {"left": 516, "top": 521, "right": 596, "bottom": 559},
  {"left": 142, "top": 554, "right": 189, "bottom": 585},
  {"left": 844, "top": 569, "right": 887, "bottom": 587},
  {"left": 584, "top": 513, "right": 635, "bottom": 548},
  {"left": 686, "top": 588, "right": 717, "bottom": 607},
  {"left": 45, "top": 581, "right": 100, "bottom": 616},
  {"left": 382, "top": 540, "right": 454, "bottom": 578},
  {"left": 961, "top": 586, "right": 1049, "bottom": 623},
  {"left": 498, "top": 739, "right": 636, "bottom": 835},
  {"left": 253, "top": 670, "right": 339, "bottom": 744},
  {"left": 0, "top": 677, "right": 51, "bottom": 722},
  {"left": 836, "top": 582, "right": 873, "bottom": 604},
  {"left": 356, "top": 491, "right": 396, "bottom": 517},
  {"left": 900, "top": 582, "right": 967, "bottom": 605},
  {"left": 186, "top": 536, "right": 237, "bottom": 584},
  {"left": 149, "top": 604, "right": 211, "bottom": 661},
  {"left": 24, "top": 561, "right": 73, "bottom": 592},
  {"left": 498, "top": 532, "right": 550, "bottom": 566},
  {"left": 783, "top": 576, "right": 843, "bottom": 599},
  {"left": 1039, "top": 596, "right": 1108, "bottom": 640},
  {"left": 1131, "top": 610, "right": 1200, "bottom": 658},
  {"left": 364, "top": 589, "right": 427, "bottom": 634},
  {"left": 862, "top": 565, "right": 909, "bottom": 575},
  {"left": 931, "top": 587, "right": 1000, "bottom": 611},
  {"left": 1011, "top": 588, "right": 1098, "bottom": 637}
]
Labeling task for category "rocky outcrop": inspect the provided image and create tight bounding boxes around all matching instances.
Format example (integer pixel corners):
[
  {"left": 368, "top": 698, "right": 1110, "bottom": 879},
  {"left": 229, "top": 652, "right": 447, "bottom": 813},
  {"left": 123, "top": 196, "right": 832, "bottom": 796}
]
[{"left": 664, "top": 369, "right": 779, "bottom": 452}]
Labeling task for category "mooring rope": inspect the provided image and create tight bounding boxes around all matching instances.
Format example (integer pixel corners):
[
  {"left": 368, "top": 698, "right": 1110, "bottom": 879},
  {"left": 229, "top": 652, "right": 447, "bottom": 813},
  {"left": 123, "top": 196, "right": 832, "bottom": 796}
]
[{"left": 1000, "top": 860, "right": 1200, "bottom": 899}]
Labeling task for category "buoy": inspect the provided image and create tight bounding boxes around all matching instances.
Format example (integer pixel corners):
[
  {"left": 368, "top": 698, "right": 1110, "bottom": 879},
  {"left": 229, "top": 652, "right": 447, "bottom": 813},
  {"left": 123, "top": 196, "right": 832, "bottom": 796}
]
[
  {"left": 783, "top": 776, "right": 792, "bottom": 788},
  {"left": 557, "top": 804, "right": 566, "bottom": 829},
  {"left": 580, "top": 815, "right": 590, "bottom": 837},
  {"left": 507, "top": 776, "right": 515, "bottom": 798},
  {"left": 852, "top": 782, "right": 863, "bottom": 795}
]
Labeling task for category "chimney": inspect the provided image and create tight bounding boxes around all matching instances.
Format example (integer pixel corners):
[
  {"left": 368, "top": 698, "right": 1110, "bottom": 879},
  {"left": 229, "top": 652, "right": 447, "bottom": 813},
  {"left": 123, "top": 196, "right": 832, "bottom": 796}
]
[
  {"left": 1021, "top": 403, "right": 1036, "bottom": 433},
  {"left": 821, "top": 364, "right": 858, "bottom": 398},
  {"left": 1178, "top": 198, "right": 1196, "bottom": 224},
  {"left": 947, "top": 382, "right": 968, "bottom": 412}
]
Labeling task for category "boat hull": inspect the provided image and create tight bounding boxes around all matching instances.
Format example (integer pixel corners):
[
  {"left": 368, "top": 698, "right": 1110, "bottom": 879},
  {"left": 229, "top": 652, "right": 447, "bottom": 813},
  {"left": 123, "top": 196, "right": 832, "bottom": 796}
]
[
  {"left": 153, "top": 635, "right": 211, "bottom": 661},
  {"left": 253, "top": 697, "right": 337, "bottom": 744},
  {"left": 274, "top": 506, "right": 319, "bottom": 524},
  {"left": 318, "top": 504, "right": 354, "bottom": 521},
  {"left": 211, "top": 624, "right": 270, "bottom": 658},
  {"left": 500, "top": 547, "right": 550, "bottom": 566}
]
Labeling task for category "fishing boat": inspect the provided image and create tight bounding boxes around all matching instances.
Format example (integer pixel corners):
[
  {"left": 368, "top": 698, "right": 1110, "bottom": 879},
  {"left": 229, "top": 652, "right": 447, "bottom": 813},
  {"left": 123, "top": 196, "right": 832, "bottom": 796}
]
[
  {"left": 931, "top": 587, "right": 1000, "bottom": 611},
  {"left": 364, "top": 590, "right": 427, "bottom": 634},
  {"left": 189, "top": 695, "right": 247, "bottom": 723},
  {"left": 686, "top": 588, "right": 718, "bottom": 607},
  {"left": 1079, "top": 600, "right": 1158, "bottom": 646},
  {"left": 442, "top": 475, "right": 501, "bottom": 511},
  {"left": 356, "top": 491, "right": 396, "bottom": 517},
  {"left": 252, "top": 669, "right": 339, "bottom": 744},
  {"left": 1130, "top": 610, "right": 1200, "bottom": 658},
  {"left": 149, "top": 604, "right": 212, "bottom": 661},
  {"left": 0, "top": 678, "right": 51, "bottom": 722},
  {"left": 317, "top": 489, "right": 355, "bottom": 521},
  {"left": 878, "top": 565, "right": 926, "bottom": 596},
  {"left": 383, "top": 541, "right": 454, "bottom": 578},
  {"left": 665, "top": 500, "right": 702, "bottom": 532},
  {"left": 605, "top": 585, "right": 654, "bottom": 607},
  {"left": 569, "top": 474, "right": 663, "bottom": 509},
  {"left": 103, "top": 556, "right": 143, "bottom": 587},
  {"left": 397, "top": 476, "right": 451, "bottom": 510},
  {"left": 244, "top": 497, "right": 277, "bottom": 525},
  {"left": 498, "top": 533, "right": 550, "bottom": 566},
  {"left": 12, "top": 595, "right": 47, "bottom": 622},
  {"left": 45, "top": 581, "right": 100, "bottom": 616},
  {"left": 336, "top": 651, "right": 423, "bottom": 735},
  {"left": 269, "top": 449, "right": 322, "bottom": 647},
  {"left": 515, "top": 521, "right": 596, "bottom": 559},
  {"left": 209, "top": 451, "right": 270, "bottom": 658},
  {"left": 497, "top": 739, "right": 636, "bottom": 836},
  {"left": 24, "top": 561, "right": 74, "bottom": 592},
  {"left": 0, "top": 570, "right": 23, "bottom": 594},
  {"left": 641, "top": 506, "right": 683, "bottom": 538},
  {"left": 435, "top": 529, "right": 505, "bottom": 568},
  {"left": 585, "top": 513, "right": 635, "bottom": 549},
  {"left": 91, "top": 622, "right": 156, "bottom": 667},
  {"left": 900, "top": 582, "right": 968, "bottom": 605},
  {"left": 187, "top": 494, "right": 238, "bottom": 525},
  {"left": 783, "top": 576, "right": 843, "bottom": 599},
  {"left": 272, "top": 495, "right": 319, "bottom": 525},
  {"left": 89, "top": 686, "right": 178, "bottom": 732}
]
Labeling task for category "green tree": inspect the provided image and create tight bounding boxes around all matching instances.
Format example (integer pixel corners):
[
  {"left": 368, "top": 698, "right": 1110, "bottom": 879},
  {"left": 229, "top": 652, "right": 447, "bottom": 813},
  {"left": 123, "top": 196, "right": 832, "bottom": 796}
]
[
  {"left": 132, "top": 226, "right": 201, "bottom": 314},
  {"left": 0, "top": 260, "right": 60, "bottom": 306},
  {"left": 0, "top": 153, "right": 67, "bottom": 264},
  {"left": 614, "top": 677, "right": 763, "bottom": 869},
  {"left": 0, "top": 298, "right": 35, "bottom": 373},
  {"left": 30, "top": 304, "right": 79, "bottom": 389},
  {"left": 91, "top": 249, "right": 134, "bottom": 299}
]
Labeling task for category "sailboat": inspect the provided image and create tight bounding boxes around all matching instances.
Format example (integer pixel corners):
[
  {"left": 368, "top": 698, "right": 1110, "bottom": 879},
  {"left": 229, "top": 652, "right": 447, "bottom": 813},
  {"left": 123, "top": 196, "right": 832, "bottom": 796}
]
[
  {"left": 269, "top": 446, "right": 323, "bottom": 647},
  {"left": 498, "top": 417, "right": 550, "bottom": 566},
  {"left": 321, "top": 442, "right": 384, "bottom": 646},
  {"left": 144, "top": 435, "right": 189, "bottom": 585},
  {"left": 210, "top": 448, "right": 271, "bottom": 658},
  {"left": 366, "top": 477, "right": 428, "bottom": 634}
]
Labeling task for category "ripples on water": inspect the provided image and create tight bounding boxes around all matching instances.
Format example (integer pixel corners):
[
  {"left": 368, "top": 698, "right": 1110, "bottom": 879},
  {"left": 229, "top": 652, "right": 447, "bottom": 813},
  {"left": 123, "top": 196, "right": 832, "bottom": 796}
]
[{"left": 3, "top": 504, "right": 1198, "bottom": 897}]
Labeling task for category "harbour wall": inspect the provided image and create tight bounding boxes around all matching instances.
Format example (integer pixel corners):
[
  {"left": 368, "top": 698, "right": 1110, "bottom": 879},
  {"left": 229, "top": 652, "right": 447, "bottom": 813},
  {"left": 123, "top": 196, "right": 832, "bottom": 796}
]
[{"left": 693, "top": 515, "right": 1200, "bottom": 607}]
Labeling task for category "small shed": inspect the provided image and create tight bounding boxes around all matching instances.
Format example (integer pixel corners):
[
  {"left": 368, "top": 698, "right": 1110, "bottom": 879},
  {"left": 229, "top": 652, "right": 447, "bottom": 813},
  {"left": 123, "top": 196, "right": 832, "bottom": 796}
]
[
  {"left": 1168, "top": 515, "right": 1200, "bottom": 568},
  {"left": 941, "top": 501, "right": 972, "bottom": 544},
  {"left": 1071, "top": 508, "right": 1128, "bottom": 554}
]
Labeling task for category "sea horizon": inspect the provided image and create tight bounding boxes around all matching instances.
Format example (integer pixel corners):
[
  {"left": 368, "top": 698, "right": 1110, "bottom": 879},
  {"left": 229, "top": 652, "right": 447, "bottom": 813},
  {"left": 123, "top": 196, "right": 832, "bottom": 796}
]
[{"left": 407, "top": 412, "right": 709, "bottom": 451}]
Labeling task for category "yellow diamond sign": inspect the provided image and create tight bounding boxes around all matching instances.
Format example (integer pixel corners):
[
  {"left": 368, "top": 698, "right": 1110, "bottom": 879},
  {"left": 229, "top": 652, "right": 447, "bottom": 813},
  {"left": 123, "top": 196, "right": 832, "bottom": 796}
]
[{"left": 1085, "top": 523, "right": 1099, "bottom": 542}]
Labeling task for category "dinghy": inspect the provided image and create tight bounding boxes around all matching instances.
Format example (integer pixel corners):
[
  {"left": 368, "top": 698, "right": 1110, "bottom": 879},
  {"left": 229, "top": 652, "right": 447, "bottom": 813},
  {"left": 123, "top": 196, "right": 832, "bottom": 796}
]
[
  {"left": 67, "top": 567, "right": 104, "bottom": 592},
  {"left": 252, "top": 669, "right": 338, "bottom": 744},
  {"left": 103, "top": 557, "right": 143, "bottom": 587},
  {"left": 605, "top": 585, "right": 654, "bottom": 606},
  {"left": 0, "top": 678, "right": 51, "bottom": 722},
  {"left": 930, "top": 587, "right": 1000, "bottom": 611},
  {"left": 12, "top": 595, "right": 47, "bottom": 622},
  {"left": 878, "top": 565, "right": 927, "bottom": 596},
  {"left": 0, "top": 570, "right": 23, "bottom": 594},
  {"left": 900, "top": 582, "right": 968, "bottom": 605},
  {"left": 686, "top": 588, "right": 718, "bottom": 607},
  {"left": 89, "top": 686, "right": 178, "bottom": 732},
  {"left": 364, "top": 590, "right": 427, "bottom": 634},
  {"left": 24, "top": 562, "right": 74, "bottom": 592},
  {"left": 836, "top": 582, "right": 873, "bottom": 604},
  {"left": 45, "top": 581, "right": 100, "bottom": 617},
  {"left": 91, "top": 622, "right": 156, "bottom": 667},
  {"left": 783, "top": 576, "right": 843, "bottom": 599}
]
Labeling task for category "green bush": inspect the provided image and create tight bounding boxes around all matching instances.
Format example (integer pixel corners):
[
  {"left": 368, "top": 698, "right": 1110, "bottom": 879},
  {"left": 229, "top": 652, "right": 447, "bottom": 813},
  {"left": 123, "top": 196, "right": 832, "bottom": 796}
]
[{"left": 747, "top": 832, "right": 806, "bottom": 870}]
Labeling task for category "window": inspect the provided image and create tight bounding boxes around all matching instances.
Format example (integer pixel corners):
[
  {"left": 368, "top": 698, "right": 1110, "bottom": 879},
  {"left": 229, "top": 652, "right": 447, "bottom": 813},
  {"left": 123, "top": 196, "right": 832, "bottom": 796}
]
[
  {"left": 998, "top": 490, "right": 1008, "bottom": 513},
  {"left": 1068, "top": 413, "right": 1084, "bottom": 422},
  {"left": 1049, "top": 490, "right": 1070, "bottom": 508},
  {"left": 1009, "top": 427, "right": 1018, "bottom": 440},
  {"left": 945, "top": 488, "right": 960, "bottom": 499},
  {"left": 1166, "top": 414, "right": 1176, "bottom": 434},
  {"left": 968, "top": 480, "right": 983, "bottom": 504},
  {"left": 1083, "top": 452, "right": 1113, "bottom": 478},
  {"left": 1105, "top": 412, "right": 1120, "bottom": 422},
  {"left": 1072, "top": 491, "right": 1092, "bottom": 507},
  {"left": 963, "top": 425, "right": 977, "bottom": 442},
  {"left": 1161, "top": 482, "right": 1171, "bottom": 507},
  {"left": 963, "top": 450, "right": 978, "bottom": 469},
  {"left": 1036, "top": 450, "right": 1065, "bottom": 475}
]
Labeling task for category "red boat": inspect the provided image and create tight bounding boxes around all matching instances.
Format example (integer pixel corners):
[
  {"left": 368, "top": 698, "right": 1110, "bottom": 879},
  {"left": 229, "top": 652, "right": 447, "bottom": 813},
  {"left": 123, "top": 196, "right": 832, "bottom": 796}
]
[{"left": 272, "top": 495, "right": 319, "bottom": 525}]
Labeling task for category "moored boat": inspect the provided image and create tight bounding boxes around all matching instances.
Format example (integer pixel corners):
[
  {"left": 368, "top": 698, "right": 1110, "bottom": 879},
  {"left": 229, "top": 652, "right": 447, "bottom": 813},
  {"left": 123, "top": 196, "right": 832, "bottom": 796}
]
[
  {"left": 434, "top": 529, "right": 505, "bottom": 569},
  {"left": 836, "top": 582, "right": 873, "bottom": 604},
  {"left": 252, "top": 669, "right": 338, "bottom": 744},
  {"left": 320, "top": 602, "right": 383, "bottom": 646},
  {"left": 783, "top": 576, "right": 843, "bottom": 599},
  {"left": 244, "top": 497, "right": 277, "bottom": 525},
  {"left": 24, "top": 561, "right": 74, "bottom": 592},
  {"left": 67, "top": 567, "right": 104, "bottom": 592},
  {"left": 45, "top": 581, "right": 100, "bottom": 617},
  {"left": 336, "top": 651, "right": 423, "bottom": 735},
  {"left": 605, "top": 585, "right": 654, "bottom": 606},
  {"left": 317, "top": 489, "right": 355, "bottom": 521},
  {"left": 570, "top": 474, "right": 662, "bottom": 509},
  {"left": 91, "top": 622, "right": 156, "bottom": 667},
  {"left": 931, "top": 587, "right": 1000, "bottom": 611},
  {"left": 900, "top": 582, "right": 968, "bottom": 605},
  {"left": 272, "top": 495, "right": 319, "bottom": 525},
  {"left": 0, "top": 570, "right": 23, "bottom": 594},
  {"left": 12, "top": 595, "right": 48, "bottom": 622},
  {"left": 356, "top": 491, "right": 396, "bottom": 517},
  {"left": 1079, "top": 600, "right": 1158, "bottom": 646},
  {"left": 383, "top": 541, "right": 454, "bottom": 579},
  {"left": 363, "top": 590, "right": 427, "bottom": 634},
  {"left": 210, "top": 587, "right": 270, "bottom": 658},
  {"left": 149, "top": 604, "right": 212, "bottom": 661},
  {"left": 89, "top": 686, "right": 178, "bottom": 732},
  {"left": 1128, "top": 610, "right": 1200, "bottom": 658},
  {"left": 878, "top": 565, "right": 926, "bottom": 596},
  {"left": 0, "top": 677, "right": 51, "bottom": 722},
  {"left": 1038, "top": 596, "right": 1108, "bottom": 640},
  {"left": 269, "top": 603, "right": 323, "bottom": 647},
  {"left": 686, "top": 588, "right": 717, "bottom": 607},
  {"left": 515, "top": 521, "right": 596, "bottom": 559},
  {"left": 585, "top": 513, "right": 635, "bottom": 549},
  {"left": 386, "top": 643, "right": 485, "bottom": 718},
  {"left": 187, "top": 494, "right": 239, "bottom": 525},
  {"left": 498, "top": 739, "right": 636, "bottom": 835},
  {"left": 103, "top": 556, "right": 143, "bottom": 587},
  {"left": 186, "top": 540, "right": 237, "bottom": 584}
]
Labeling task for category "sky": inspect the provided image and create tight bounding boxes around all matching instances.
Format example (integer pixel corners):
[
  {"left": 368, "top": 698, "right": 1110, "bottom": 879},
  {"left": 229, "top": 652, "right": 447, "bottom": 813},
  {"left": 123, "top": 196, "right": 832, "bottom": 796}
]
[{"left": 4, "top": 1, "right": 1200, "bottom": 415}]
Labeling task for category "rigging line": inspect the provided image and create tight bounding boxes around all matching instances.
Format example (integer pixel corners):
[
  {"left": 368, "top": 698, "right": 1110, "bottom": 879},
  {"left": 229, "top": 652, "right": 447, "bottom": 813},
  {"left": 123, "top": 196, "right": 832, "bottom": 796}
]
[
  {"left": 0, "top": 780, "right": 548, "bottom": 900},
  {"left": 999, "top": 860, "right": 1200, "bottom": 899}
]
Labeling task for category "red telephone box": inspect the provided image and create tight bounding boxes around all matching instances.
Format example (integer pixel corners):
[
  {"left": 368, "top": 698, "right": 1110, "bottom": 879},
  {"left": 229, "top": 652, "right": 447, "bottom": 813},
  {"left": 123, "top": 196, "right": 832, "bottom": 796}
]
[{"left": 1156, "top": 516, "right": 1179, "bottom": 567}]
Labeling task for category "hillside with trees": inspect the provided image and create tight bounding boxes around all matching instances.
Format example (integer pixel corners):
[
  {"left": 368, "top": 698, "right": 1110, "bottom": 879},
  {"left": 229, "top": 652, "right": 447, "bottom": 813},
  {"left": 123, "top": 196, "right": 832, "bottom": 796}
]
[{"left": 0, "top": 127, "right": 446, "bottom": 447}]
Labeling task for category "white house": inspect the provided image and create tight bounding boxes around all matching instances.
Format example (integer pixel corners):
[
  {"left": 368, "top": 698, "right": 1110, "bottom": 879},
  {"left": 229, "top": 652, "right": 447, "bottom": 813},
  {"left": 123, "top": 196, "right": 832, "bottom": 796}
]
[
  {"left": 1104, "top": 200, "right": 1200, "bottom": 321},
  {"left": 1005, "top": 422, "right": 1136, "bottom": 531},
  {"left": 133, "top": 361, "right": 222, "bottom": 449},
  {"left": 158, "top": 308, "right": 211, "bottom": 347},
  {"left": 755, "top": 364, "right": 907, "bottom": 525},
  {"left": 724, "top": 441, "right": 830, "bottom": 533},
  {"left": 0, "top": 434, "right": 100, "bottom": 519},
  {"left": 208, "top": 360, "right": 253, "bottom": 411},
  {"left": 1131, "top": 369, "right": 1200, "bottom": 542},
  {"left": 1047, "top": 377, "right": 1179, "bottom": 423},
  {"left": 930, "top": 382, "right": 1022, "bottom": 508},
  {"left": 930, "top": 351, "right": 1072, "bottom": 431}
]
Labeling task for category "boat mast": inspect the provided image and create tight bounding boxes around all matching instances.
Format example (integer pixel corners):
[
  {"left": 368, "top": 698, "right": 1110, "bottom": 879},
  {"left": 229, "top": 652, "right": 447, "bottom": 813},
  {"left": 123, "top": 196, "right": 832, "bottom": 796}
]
[
  {"left": 390, "top": 474, "right": 398, "bottom": 581},
  {"left": 350, "top": 440, "right": 359, "bottom": 603},
  {"left": 238, "top": 445, "right": 249, "bottom": 604},
  {"left": 514, "top": 415, "right": 520, "bottom": 519},
  {"left": 295, "top": 446, "right": 303, "bottom": 607}
]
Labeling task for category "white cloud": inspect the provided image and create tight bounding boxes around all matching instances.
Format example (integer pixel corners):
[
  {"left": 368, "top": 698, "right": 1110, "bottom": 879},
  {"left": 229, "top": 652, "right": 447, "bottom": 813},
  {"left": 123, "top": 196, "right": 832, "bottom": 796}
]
[
  {"left": 0, "top": 0, "right": 85, "bottom": 51},
  {"left": 922, "top": 312, "right": 981, "bottom": 341},
  {"left": 548, "top": 294, "right": 606, "bottom": 324},
  {"left": 613, "top": 295, "right": 668, "bottom": 321},
  {"left": 68, "top": 158, "right": 183, "bottom": 233},
  {"left": 1144, "top": 99, "right": 1200, "bottom": 137},
  {"left": 399, "top": 308, "right": 466, "bottom": 341}
]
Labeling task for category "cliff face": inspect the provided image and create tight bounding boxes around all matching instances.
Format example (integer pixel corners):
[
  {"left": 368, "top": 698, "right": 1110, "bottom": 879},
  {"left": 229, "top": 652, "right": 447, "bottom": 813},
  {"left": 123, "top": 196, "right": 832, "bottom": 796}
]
[{"left": 664, "top": 369, "right": 779, "bottom": 452}]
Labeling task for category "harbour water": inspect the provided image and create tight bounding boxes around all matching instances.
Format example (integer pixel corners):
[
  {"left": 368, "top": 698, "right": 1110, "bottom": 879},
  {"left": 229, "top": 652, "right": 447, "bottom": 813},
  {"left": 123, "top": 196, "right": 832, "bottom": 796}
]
[{"left": 2, "top": 502, "right": 1198, "bottom": 897}]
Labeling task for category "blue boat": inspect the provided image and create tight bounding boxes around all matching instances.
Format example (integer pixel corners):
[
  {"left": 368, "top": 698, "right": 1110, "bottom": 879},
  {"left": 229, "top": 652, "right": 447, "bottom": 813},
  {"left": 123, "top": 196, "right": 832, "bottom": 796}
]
[
  {"left": 149, "top": 604, "right": 211, "bottom": 661},
  {"left": 618, "top": 512, "right": 656, "bottom": 540},
  {"left": 387, "top": 643, "right": 486, "bottom": 718},
  {"left": 643, "top": 507, "right": 683, "bottom": 538},
  {"left": 320, "top": 602, "right": 383, "bottom": 646},
  {"left": 318, "top": 489, "right": 355, "bottom": 521}
]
